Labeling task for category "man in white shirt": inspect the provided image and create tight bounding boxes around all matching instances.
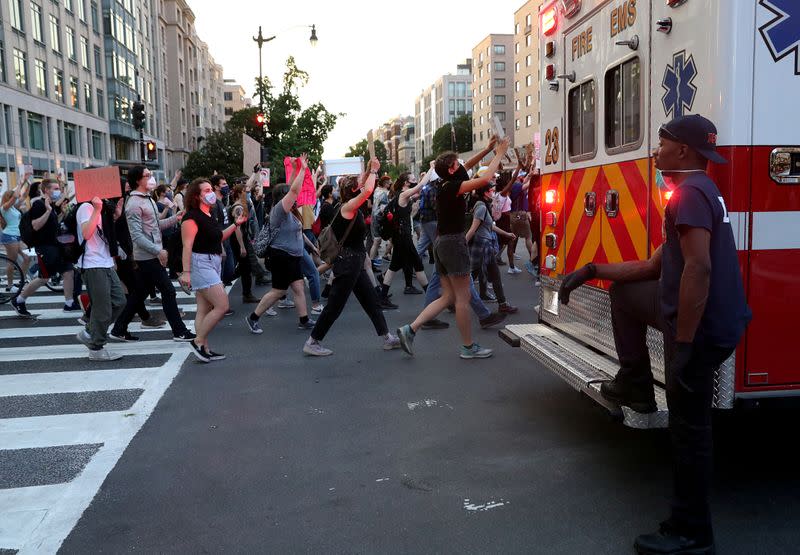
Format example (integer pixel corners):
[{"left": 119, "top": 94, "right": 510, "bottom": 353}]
[{"left": 75, "top": 196, "right": 126, "bottom": 361}]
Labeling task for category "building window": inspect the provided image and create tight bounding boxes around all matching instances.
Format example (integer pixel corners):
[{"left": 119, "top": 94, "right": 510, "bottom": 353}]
[
  {"left": 494, "top": 61, "right": 505, "bottom": 72},
  {"left": 34, "top": 59, "right": 47, "bottom": 96},
  {"left": 13, "top": 48, "right": 27, "bottom": 89},
  {"left": 494, "top": 78, "right": 506, "bottom": 88},
  {"left": 526, "top": 54, "right": 532, "bottom": 67},
  {"left": 515, "top": 62, "right": 520, "bottom": 74},
  {"left": 28, "top": 113, "right": 45, "bottom": 150},
  {"left": 77, "top": 0, "right": 85, "bottom": 21},
  {"left": 90, "top": 2, "right": 99, "bottom": 33},
  {"left": 9, "top": 0, "right": 23, "bottom": 32},
  {"left": 515, "top": 42, "right": 520, "bottom": 54},
  {"left": 0, "top": 41, "right": 6, "bottom": 83},
  {"left": 457, "top": 82, "right": 467, "bottom": 97},
  {"left": 526, "top": 114, "right": 532, "bottom": 127},
  {"left": 515, "top": 119, "right": 520, "bottom": 130},
  {"left": 91, "top": 130, "right": 103, "bottom": 159},
  {"left": 493, "top": 45, "right": 505, "bottom": 55},
  {"left": 53, "top": 68, "right": 64, "bottom": 101},
  {"left": 96, "top": 88, "right": 104, "bottom": 117},
  {"left": 223, "top": 91, "right": 233, "bottom": 101},
  {"left": 457, "top": 99, "right": 466, "bottom": 114},
  {"left": 494, "top": 95, "right": 506, "bottom": 105},
  {"left": 515, "top": 99, "right": 520, "bottom": 111},
  {"left": 526, "top": 14, "right": 532, "bottom": 25},
  {"left": 80, "top": 36, "right": 90, "bottom": 69},
  {"left": 64, "top": 123, "right": 77, "bottom": 155},
  {"left": 526, "top": 35, "right": 532, "bottom": 47},
  {"left": 515, "top": 23, "right": 520, "bottom": 34},
  {"left": 94, "top": 46, "right": 102, "bottom": 76},
  {"left": 479, "top": 99, "right": 484, "bottom": 109},
  {"left": 50, "top": 15, "right": 61, "bottom": 53},
  {"left": 31, "top": 3, "right": 44, "bottom": 43},
  {"left": 84, "top": 83, "right": 92, "bottom": 113},
  {"left": 69, "top": 76, "right": 79, "bottom": 108},
  {"left": 478, "top": 84, "right": 483, "bottom": 94},
  {"left": 224, "top": 107, "right": 233, "bottom": 116},
  {"left": 605, "top": 57, "right": 642, "bottom": 150},
  {"left": 568, "top": 80, "right": 597, "bottom": 159},
  {"left": 66, "top": 27, "right": 76, "bottom": 61},
  {"left": 496, "top": 112, "right": 506, "bottom": 122}
]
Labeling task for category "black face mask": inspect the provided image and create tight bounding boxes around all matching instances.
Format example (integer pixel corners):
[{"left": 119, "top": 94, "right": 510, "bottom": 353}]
[{"left": 451, "top": 165, "right": 469, "bottom": 183}]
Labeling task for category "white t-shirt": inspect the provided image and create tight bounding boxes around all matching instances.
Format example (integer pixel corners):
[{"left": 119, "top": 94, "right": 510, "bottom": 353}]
[{"left": 76, "top": 203, "right": 114, "bottom": 269}]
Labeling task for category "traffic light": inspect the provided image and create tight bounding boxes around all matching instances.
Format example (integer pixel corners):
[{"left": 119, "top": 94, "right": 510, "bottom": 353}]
[
  {"left": 132, "top": 101, "right": 146, "bottom": 131},
  {"left": 255, "top": 112, "right": 266, "bottom": 127},
  {"left": 145, "top": 140, "right": 157, "bottom": 162}
]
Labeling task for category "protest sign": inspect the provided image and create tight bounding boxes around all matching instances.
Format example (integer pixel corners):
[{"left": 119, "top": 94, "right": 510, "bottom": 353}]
[
  {"left": 367, "top": 130, "right": 376, "bottom": 162},
  {"left": 243, "top": 134, "right": 261, "bottom": 175},
  {"left": 324, "top": 158, "right": 362, "bottom": 177},
  {"left": 283, "top": 157, "right": 316, "bottom": 207},
  {"left": 73, "top": 166, "right": 121, "bottom": 202},
  {"left": 259, "top": 168, "right": 270, "bottom": 188}
]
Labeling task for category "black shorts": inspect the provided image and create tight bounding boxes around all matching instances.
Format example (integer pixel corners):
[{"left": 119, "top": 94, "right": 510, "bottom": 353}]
[
  {"left": 268, "top": 248, "right": 303, "bottom": 290},
  {"left": 389, "top": 234, "right": 424, "bottom": 273},
  {"left": 36, "top": 244, "right": 74, "bottom": 278},
  {"left": 434, "top": 233, "right": 470, "bottom": 277}
]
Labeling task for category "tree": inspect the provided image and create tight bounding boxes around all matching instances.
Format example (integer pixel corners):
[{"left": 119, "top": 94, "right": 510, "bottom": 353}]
[
  {"left": 183, "top": 56, "right": 339, "bottom": 183},
  {"left": 344, "top": 138, "right": 388, "bottom": 164},
  {"left": 431, "top": 114, "right": 473, "bottom": 156}
]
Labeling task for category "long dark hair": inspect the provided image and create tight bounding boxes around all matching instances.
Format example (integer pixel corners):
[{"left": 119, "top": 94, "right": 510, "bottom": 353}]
[
  {"left": 391, "top": 172, "right": 413, "bottom": 197},
  {"left": 339, "top": 176, "right": 361, "bottom": 204},
  {"left": 184, "top": 178, "right": 208, "bottom": 210}
]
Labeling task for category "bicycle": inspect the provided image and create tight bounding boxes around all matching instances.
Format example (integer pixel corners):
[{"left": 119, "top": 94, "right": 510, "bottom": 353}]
[{"left": 0, "top": 253, "right": 26, "bottom": 305}]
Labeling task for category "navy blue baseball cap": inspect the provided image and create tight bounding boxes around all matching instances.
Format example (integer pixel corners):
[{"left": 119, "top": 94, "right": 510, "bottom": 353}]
[{"left": 658, "top": 114, "right": 728, "bottom": 164}]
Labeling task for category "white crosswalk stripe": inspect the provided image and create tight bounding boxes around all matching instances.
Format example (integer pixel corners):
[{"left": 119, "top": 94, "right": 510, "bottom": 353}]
[{"left": 0, "top": 281, "right": 211, "bottom": 554}]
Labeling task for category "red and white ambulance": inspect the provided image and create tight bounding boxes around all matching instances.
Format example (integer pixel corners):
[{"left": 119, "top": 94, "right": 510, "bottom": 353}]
[{"left": 503, "top": 0, "right": 800, "bottom": 428}]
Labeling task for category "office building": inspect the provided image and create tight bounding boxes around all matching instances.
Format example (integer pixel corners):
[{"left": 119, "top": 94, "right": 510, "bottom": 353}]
[
  {"left": 223, "top": 79, "right": 251, "bottom": 120},
  {"left": 513, "top": 0, "right": 542, "bottom": 148},
  {"left": 471, "top": 34, "right": 514, "bottom": 152}
]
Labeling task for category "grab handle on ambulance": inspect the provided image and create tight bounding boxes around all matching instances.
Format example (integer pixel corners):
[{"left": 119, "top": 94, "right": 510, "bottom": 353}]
[
  {"left": 584, "top": 191, "right": 596, "bottom": 217},
  {"left": 605, "top": 190, "right": 619, "bottom": 218}
]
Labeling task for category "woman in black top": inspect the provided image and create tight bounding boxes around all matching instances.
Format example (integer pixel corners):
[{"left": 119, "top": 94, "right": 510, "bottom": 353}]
[
  {"left": 378, "top": 170, "right": 433, "bottom": 301},
  {"left": 229, "top": 183, "right": 257, "bottom": 303},
  {"left": 179, "top": 178, "right": 246, "bottom": 362},
  {"left": 303, "top": 159, "right": 400, "bottom": 357}
]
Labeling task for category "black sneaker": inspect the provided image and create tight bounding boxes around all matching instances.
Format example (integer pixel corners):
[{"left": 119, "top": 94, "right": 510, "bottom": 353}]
[
  {"left": 109, "top": 331, "right": 140, "bottom": 342},
  {"left": 422, "top": 318, "right": 450, "bottom": 330},
  {"left": 207, "top": 350, "right": 226, "bottom": 361},
  {"left": 173, "top": 331, "right": 197, "bottom": 342},
  {"left": 190, "top": 340, "right": 210, "bottom": 363},
  {"left": 63, "top": 303, "right": 82, "bottom": 312},
  {"left": 599, "top": 378, "right": 657, "bottom": 413},
  {"left": 479, "top": 311, "right": 507, "bottom": 329},
  {"left": 297, "top": 318, "right": 317, "bottom": 330},
  {"left": 10, "top": 296, "right": 34, "bottom": 318},
  {"left": 404, "top": 285, "right": 423, "bottom": 295},
  {"left": 378, "top": 298, "right": 398, "bottom": 310}
]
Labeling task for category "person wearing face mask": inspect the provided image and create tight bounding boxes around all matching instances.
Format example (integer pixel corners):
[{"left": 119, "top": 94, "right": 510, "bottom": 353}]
[
  {"left": 179, "top": 178, "right": 247, "bottom": 362},
  {"left": 110, "top": 166, "right": 195, "bottom": 342},
  {"left": 10, "top": 179, "right": 77, "bottom": 318},
  {"left": 210, "top": 174, "right": 235, "bottom": 289},
  {"left": 396, "top": 135, "right": 510, "bottom": 359},
  {"left": 559, "top": 115, "right": 751, "bottom": 555}
]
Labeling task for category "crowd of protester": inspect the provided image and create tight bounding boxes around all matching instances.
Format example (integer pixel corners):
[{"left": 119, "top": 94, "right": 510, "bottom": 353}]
[{"left": 0, "top": 136, "right": 541, "bottom": 362}]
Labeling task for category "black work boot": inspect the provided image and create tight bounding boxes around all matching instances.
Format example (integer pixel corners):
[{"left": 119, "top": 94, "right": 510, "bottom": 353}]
[{"left": 600, "top": 377, "right": 657, "bottom": 413}]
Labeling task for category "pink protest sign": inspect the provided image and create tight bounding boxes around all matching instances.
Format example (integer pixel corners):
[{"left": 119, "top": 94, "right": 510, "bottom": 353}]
[
  {"left": 74, "top": 166, "right": 121, "bottom": 202},
  {"left": 284, "top": 156, "right": 316, "bottom": 206}
]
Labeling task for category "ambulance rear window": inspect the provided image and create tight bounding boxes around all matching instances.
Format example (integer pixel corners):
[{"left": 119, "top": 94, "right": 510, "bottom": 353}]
[
  {"left": 567, "top": 80, "right": 596, "bottom": 161},
  {"left": 605, "top": 58, "right": 642, "bottom": 152}
]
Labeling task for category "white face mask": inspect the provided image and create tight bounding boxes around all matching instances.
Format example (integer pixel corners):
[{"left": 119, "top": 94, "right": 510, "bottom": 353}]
[
  {"left": 145, "top": 177, "right": 157, "bottom": 191},
  {"left": 202, "top": 191, "right": 217, "bottom": 205}
]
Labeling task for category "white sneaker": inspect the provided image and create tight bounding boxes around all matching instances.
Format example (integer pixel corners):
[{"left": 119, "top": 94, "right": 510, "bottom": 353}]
[
  {"left": 303, "top": 337, "right": 333, "bottom": 356},
  {"left": 311, "top": 303, "right": 325, "bottom": 315},
  {"left": 277, "top": 298, "right": 295, "bottom": 309},
  {"left": 265, "top": 307, "right": 277, "bottom": 317},
  {"left": 383, "top": 333, "right": 401, "bottom": 351},
  {"left": 88, "top": 348, "right": 122, "bottom": 361},
  {"left": 507, "top": 267, "right": 522, "bottom": 274},
  {"left": 76, "top": 329, "right": 91, "bottom": 347}
]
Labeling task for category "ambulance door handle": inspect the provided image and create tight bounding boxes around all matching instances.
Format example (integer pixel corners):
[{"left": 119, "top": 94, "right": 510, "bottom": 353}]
[
  {"left": 615, "top": 34, "right": 639, "bottom": 51},
  {"left": 584, "top": 192, "right": 596, "bottom": 217},
  {"left": 605, "top": 190, "right": 619, "bottom": 218}
]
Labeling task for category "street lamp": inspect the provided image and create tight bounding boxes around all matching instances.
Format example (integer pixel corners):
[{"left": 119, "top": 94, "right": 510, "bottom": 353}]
[{"left": 252, "top": 24, "right": 319, "bottom": 112}]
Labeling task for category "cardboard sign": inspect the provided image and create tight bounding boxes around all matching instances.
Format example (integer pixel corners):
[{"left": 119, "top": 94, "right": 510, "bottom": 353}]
[
  {"left": 259, "top": 168, "right": 270, "bottom": 188},
  {"left": 73, "top": 166, "right": 121, "bottom": 202},
  {"left": 366, "top": 130, "right": 376, "bottom": 161},
  {"left": 533, "top": 132, "right": 542, "bottom": 171},
  {"left": 324, "top": 158, "right": 363, "bottom": 177},
  {"left": 243, "top": 134, "right": 261, "bottom": 175},
  {"left": 491, "top": 116, "right": 506, "bottom": 139}
]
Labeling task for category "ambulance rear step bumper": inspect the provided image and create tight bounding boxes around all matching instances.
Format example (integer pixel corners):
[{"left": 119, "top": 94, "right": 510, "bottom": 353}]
[{"left": 501, "top": 323, "right": 668, "bottom": 429}]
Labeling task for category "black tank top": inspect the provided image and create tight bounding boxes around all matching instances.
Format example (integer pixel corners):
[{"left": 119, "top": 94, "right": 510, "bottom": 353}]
[
  {"left": 332, "top": 209, "right": 366, "bottom": 251},
  {"left": 183, "top": 207, "right": 223, "bottom": 254}
]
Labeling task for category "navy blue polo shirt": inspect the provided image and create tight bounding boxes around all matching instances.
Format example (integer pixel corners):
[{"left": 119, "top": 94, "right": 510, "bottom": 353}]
[{"left": 660, "top": 173, "right": 751, "bottom": 348}]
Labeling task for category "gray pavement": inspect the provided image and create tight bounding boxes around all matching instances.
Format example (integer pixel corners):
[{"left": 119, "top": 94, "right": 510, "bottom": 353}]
[{"left": 6, "top": 259, "right": 800, "bottom": 554}]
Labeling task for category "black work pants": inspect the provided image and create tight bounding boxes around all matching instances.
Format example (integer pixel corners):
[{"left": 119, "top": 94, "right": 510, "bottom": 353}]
[
  {"left": 311, "top": 249, "right": 388, "bottom": 341},
  {"left": 609, "top": 280, "right": 733, "bottom": 543},
  {"left": 113, "top": 258, "right": 188, "bottom": 336},
  {"left": 232, "top": 236, "right": 252, "bottom": 296}
]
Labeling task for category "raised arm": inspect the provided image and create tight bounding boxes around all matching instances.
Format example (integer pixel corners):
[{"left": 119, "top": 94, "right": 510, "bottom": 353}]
[
  {"left": 458, "top": 137, "right": 511, "bottom": 195},
  {"left": 341, "top": 158, "right": 379, "bottom": 219},
  {"left": 281, "top": 154, "right": 308, "bottom": 213},
  {"left": 464, "top": 136, "right": 498, "bottom": 171}
]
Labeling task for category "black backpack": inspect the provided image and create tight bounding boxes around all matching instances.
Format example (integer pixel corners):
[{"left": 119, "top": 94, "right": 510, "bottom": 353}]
[
  {"left": 61, "top": 203, "right": 87, "bottom": 264},
  {"left": 19, "top": 209, "right": 36, "bottom": 246},
  {"left": 377, "top": 198, "right": 399, "bottom": 240}
]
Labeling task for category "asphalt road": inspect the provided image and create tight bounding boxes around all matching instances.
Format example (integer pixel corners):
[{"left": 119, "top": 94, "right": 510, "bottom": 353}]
[{"left": 59, "top": 261, "right": 800, "bottom": 554}]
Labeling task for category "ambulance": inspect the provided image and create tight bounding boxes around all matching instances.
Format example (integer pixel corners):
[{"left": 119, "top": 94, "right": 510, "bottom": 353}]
[{"left": 502, "top": 0, "right": 800, "bottom": 428}]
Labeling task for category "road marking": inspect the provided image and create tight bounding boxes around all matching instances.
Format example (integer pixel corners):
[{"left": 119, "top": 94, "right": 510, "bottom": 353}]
[
  {"left": 0, "top": 412, "right": 138, "bottom": 450},
  {"left": 406, "top": 399, "right": 454, "bottom": 411},
  {"left": 463, "top": 498, "right": 509, "bottom": 512},
  {"left": 0, "top": 367, "right": 159, "bottom": 397},
  {"left": 0, "top": 340, "right": 190, "bottom": 361},
  {"left": 1, "top": 323, "right": 170, "bottom": 339},
  {"left": 0, "top": 305, "right": 198, "bottom": 320}
]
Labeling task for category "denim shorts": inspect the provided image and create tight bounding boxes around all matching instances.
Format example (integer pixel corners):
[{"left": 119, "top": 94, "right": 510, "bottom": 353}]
[
  {"left": 190, "top": 253, "right": 222, "bottom": 291},
  {"left": 0, "top": 233, "right": 20, "bottom": 245},
  {"left": 434, "top": 233, "right": 470, "bottom": 277}
]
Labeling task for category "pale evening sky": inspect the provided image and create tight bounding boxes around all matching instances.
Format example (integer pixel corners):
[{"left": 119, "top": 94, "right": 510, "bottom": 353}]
[{"left": 191, "top": 0, "right": 528, "bottom": 159}]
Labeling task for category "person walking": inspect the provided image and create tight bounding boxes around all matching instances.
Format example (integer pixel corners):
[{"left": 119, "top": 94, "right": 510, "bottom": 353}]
[
  {"left": 368, "top": 176, "right": 392, "bottom": 268},
  {"left": 245, "top": 154, "right": 316, "bottom": 334},
  {"left": 1, "top": 177, "right": 31, "bottom": 291},
  {"left": 396, "top": 135, "right": 510, "bottom": 359},
  {"left": 111, "top": 166, "right": 195, "bottom": 342},
  {"left": 559, "top": 115, "right": 751, "bottom": 555},
  {"left": 179, "top": 178, "right": 247, "bottom": 362},
  {"left": 74, "top": 196, "right": 126, "bottom": 361},
  {"left": 415, "top": 163, "right": 439, "bottom": 265},
  {"left": 303, "top": 159, "right": 400, "bottom": 356},
  {"left": 229, "top": 183, "right": 258, "bottom": 303}
]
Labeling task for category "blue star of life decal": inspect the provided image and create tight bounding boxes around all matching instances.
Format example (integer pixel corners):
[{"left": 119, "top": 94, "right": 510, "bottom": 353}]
[
  {"left": 759, "top": 0, "right": 800, "bottom": 75},
  {"left": 661, "top": 50, "right": 698, "bottom": 118}
]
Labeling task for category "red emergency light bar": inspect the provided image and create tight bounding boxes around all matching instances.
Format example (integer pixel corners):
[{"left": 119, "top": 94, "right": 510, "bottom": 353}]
[
  {"left": 545, "top": 189, "right": 558, "bottom": 205},
  {"left": 560, "top": 0, "right": 581, "bottom": 18},
  {"left": 542, "top": 5, "right": 558, "bottom": 36}
]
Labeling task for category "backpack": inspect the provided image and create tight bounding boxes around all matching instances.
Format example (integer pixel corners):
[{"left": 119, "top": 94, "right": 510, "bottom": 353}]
[
  {"left": 317, "top": 210, "right": 356, "bottom": 264},
  {"left": 61, "top": 203, "right": 87, "bottom": 264},
  {"left": 377, "top": 198, "right": 399, "bottom": 240},
  {"left": 115, "top": 196, "right": 134, "bottom": 257},
  {"left": 19, "top": 207, "right": 36, "bottom": 246}
]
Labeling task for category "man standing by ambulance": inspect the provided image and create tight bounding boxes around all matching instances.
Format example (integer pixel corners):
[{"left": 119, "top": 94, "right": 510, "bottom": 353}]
[{"left": 559, "top": 115, "right": 750, "bottom": 555}]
